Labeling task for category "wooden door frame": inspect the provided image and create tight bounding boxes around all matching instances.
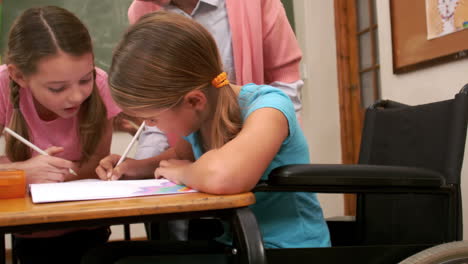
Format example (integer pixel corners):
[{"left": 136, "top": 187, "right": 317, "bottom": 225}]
[{"left": 334, "top": 0, "right": 365, "bottom": 216}]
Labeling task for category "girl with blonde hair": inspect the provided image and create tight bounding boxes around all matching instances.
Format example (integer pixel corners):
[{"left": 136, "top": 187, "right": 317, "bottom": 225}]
[{"left": 90, "top": 10, "right": 329, "bottom": 263}]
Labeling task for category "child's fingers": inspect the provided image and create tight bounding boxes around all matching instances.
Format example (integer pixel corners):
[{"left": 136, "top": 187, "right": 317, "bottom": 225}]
[
  {"left": 44, "top": 166, "right": 70, "bottom": 180},
  {"left": 44, "top": 166, "right": 69, "bottom": 176},
  {"left": 110, "top": 171, "right": 122, "bottom": 181},
  {"left": 97, "top": 155, "right": 122, "bottom": 181},
  {"left": 95, "top": 166, "right": 109, "bottom": 180},
  {"left": 96, "top": 167, "right": 119, "bottom": 181},
  {"left": 99, "top": 155, "right": 120, "bottom": 171},
  {"left": 154, "top": 167, "right": 162, "bottom": 179},
  {"left": 44, "top": 171, "right": 66, "bottom": 182},
  {"left": 46, "top": 156, "right": 75, "bottom": 170},
  {"left": 154, "top": 167, "right": 167, "bottom": 179},
  {"left": 155, "top": 167, "right": 181, "bottom": 185},
  {"left": 109, "top": 164, "right": 126, "bottom": 181},
  {"left": 159, "top": 160, "right": 169, "bottom": 168},
  {"left": 44, "top": 146, "right": 64, "bottom": 156},
  {"left": 32, "top": 171, "right": 66, "bottom": 183}
]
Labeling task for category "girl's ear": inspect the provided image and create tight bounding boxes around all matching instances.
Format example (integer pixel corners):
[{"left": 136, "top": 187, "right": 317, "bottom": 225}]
[
  {"left": 183, "top": 90, "right": 207, "bottom": 111},
  {"left": 7, "top": 64, "right": 28, "bottom": 88}
]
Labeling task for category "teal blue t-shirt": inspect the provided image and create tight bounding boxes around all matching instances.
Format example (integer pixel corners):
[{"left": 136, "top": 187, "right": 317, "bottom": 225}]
[{"left": 184, "top": 83, "right": 330, "bottom": 248}]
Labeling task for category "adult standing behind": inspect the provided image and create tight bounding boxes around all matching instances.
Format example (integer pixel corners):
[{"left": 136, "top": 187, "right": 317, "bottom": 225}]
[
  {"left": 128, "top": 0, "right": 304, "bottom": 160},
  {"left": 126, "top": 0, "right": 304, "bottom": 241}
]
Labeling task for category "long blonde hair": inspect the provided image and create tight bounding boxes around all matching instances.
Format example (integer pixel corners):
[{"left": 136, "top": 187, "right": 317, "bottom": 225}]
[
  {"left": 110, "top": 11, "right": 241, "bottom": 150},
  {"left": 5, "top": 6, "right": 107, "bottom": 163}
]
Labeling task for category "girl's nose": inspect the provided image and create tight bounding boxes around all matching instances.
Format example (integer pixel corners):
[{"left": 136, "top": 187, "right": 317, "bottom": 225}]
[{"left": 68, "top": 85, "right": 87, "bottom": 105}]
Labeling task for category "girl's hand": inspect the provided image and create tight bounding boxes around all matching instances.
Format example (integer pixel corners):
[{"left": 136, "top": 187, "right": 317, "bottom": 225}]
[
  {"left": 95, "top": 154, "right": 121, "bottom": 181},
  {"left": 19, "top": 146, "right": 74, "bottom": 184},
  {"left": 154, "top": 159, "right": 192, "bottom": 185},
  {"left": 95, "top": 154, "right": 139, "bottom": 181}
]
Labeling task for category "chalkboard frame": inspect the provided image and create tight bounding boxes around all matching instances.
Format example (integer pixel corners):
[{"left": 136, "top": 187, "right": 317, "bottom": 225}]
[{"left": 390, "top": 0, "right": 468, "bottom": 74}]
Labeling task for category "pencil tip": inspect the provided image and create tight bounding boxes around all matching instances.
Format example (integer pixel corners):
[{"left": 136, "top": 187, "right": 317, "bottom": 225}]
[{"left": 69, "top": 169, "right": 78, "bottom": 176}]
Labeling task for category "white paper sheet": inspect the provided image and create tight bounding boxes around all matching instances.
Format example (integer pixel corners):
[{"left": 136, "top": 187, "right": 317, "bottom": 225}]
[{"left": 29, "top": 179, "right": 197, "bottom": 203}]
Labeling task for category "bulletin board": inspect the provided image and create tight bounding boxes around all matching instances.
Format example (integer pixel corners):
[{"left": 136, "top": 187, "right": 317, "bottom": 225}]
[{"left": 390, "top": 0, "right": 468, "bottom": 73}]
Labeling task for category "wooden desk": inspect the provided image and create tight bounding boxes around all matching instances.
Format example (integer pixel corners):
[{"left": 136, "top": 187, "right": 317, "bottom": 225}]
[{"left": 0, "top": 192, "right": 266, "bottom": 264}]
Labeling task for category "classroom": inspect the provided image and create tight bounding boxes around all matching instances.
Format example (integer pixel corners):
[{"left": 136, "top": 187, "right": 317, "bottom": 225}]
[{"left": 0, "top": 0, "right": 467, "bottom": 263}]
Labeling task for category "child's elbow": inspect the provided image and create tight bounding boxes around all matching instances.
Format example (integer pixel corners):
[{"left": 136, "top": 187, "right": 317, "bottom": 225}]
[
  {"left": 205, "top": 180, "right": 248, "bottom": 195},
  {"left": 203, "top": 162, "right": 253, "bottom": 195}
]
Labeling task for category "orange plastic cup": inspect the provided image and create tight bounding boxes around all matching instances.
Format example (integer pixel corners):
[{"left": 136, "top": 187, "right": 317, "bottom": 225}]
[{"left": 0, "top": 169, "right": 26, "bottom": 199}]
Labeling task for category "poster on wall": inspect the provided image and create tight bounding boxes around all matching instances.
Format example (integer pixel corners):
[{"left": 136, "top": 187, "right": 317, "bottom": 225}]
[{"left": 426, "top": 0, "right": 468, "bottom": 39}]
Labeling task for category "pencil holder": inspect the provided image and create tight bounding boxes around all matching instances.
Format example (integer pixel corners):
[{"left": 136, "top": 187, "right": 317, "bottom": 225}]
[{"left": 0, "top": 169, "right": 26, "bottom": 199}]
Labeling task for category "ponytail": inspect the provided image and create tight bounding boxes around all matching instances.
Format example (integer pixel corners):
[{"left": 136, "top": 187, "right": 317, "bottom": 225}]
[
  {"left": 209, "top": 83, "right": 242, "bottom": 149},
  {"left": 5, "top": 80, "right": 31, "bottom": 161}
]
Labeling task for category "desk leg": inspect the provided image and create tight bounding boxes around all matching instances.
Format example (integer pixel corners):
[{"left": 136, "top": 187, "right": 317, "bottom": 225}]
[
  {"left": 231, "top": 207, "right": 266, "bottom": 264},
  {"left": 124, "top": 224, "right": 131, "bottom": 241},
  {"left": 0, "top": 233, "right": 5, "bottom": 264}
]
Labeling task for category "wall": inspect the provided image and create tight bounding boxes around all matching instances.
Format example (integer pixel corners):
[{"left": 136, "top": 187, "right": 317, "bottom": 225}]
[
  {"left": 293, "top": 0, "right": 344, "bottom": 218},
  {"left": 376, "top": 0, "right": 468, "bottom": 238}
]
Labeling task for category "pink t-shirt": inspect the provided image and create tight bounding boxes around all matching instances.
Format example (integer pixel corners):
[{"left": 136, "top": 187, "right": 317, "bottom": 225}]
[
  {"left": 0, "top": 65, "right": 121, "bottom": 238},
  {"left": 0, "top": 65, "right": 121, "bottom": 161}
]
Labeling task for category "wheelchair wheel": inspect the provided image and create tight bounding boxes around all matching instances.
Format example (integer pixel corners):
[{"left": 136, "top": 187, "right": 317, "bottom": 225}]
[{"left": 399, "top": 241, "right": 468, "bottom": 264}]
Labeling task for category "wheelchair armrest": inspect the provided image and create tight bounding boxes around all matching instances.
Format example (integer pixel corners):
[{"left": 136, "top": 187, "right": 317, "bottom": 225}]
[{"left": 254, "top": 164, "right": 445, "bottom": 193}]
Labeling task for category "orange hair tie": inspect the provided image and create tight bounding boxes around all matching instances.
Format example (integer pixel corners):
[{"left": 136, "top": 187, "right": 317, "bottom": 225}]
[{"left": 212, "top": 72, "right": 229, "bottom": 88}]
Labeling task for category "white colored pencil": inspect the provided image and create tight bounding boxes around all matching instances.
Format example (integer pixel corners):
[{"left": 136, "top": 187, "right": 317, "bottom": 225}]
[
  {"left": 115, "top": 121, "right": 146, "bottom": 167},
  {"left": 4, "top": 127, "right": 78, "bottom": 176}
]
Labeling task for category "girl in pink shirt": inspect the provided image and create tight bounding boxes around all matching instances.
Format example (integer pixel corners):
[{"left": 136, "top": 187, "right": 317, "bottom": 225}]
[{"left": 0, "top": 6, "right": 120, "bottom": 264}]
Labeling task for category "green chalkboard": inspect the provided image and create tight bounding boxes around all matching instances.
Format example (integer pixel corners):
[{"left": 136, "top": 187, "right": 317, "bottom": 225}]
[
  {"left": 1, "top": 0, "right": 133, "bottom": 71},
  {"left": 280, "top": 0, "right": 295, "bottom": 33}
]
